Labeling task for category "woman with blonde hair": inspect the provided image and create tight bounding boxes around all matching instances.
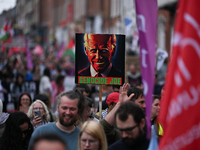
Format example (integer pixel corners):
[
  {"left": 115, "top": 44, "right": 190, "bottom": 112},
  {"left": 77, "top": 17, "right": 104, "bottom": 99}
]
[
  {"left": 78, "top": 121, "right": 107, "bottom": 150},
  {"left": 27, "top": 100, "right": 50, "bottom": 129}
]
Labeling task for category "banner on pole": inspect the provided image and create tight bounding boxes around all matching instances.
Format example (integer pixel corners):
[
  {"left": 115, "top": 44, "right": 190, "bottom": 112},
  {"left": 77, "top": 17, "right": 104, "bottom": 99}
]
[
  {"left": 159, "top": 0, "right": 200, "bottom": 149},
  {"left": 135, "top": 0, "right": 157, "bottom": 139}
]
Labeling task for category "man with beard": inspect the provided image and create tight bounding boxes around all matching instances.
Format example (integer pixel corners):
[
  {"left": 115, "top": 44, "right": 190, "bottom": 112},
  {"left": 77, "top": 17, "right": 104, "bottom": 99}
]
[
  {"left": 100, "top": 83, "right": 147, "bottom": 146},
  {"left": 28, "top": 89, "right": 86, "bottom": 150},
  {"left": 108, "top": 101, "right": 149, "bottom": 150}
]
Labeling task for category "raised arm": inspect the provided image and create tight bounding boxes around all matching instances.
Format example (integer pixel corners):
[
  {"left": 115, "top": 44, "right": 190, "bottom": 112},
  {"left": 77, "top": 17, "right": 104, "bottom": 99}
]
[{"left": 104, "top": 83, "right": 134, "bottom": 126}]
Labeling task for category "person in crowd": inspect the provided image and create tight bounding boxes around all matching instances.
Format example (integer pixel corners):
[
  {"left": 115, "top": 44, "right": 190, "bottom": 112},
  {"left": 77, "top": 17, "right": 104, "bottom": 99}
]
[
  {"left": 75, "top": 84, "right": 91, "bottom": 97},
  {"left": 29, "top": 89, "right": 86, "bottom": 150},
  {"left": 29, "top": 133, "right": 67, "bottom": 150},
  {"left": 17, "top": 92, "right": 32, "bottom": 113},
  {"left": 78, "top": 121, "right": 107, "bottom": 150},
  {"left": 84, "top": 97, "right": 99, "bottom": 122},
  {"left": 127, "top": 64, "right": 141, "bottom": 87},
  {"left": 154, "top": 74, "right": 163, "bottom": 96},
  {"left": 112, "top": 85, "right": 120, "bottom": 92},
  {"left": 75, "top": 87, "right": 98, "bottom": 127},
  {"left": 1, "top": 111, "right": 34, "bottom": 150},
  {"left": 27, "top": 100, "right": 50, "bottom": 129},
  {"left": 127, "top": 86, "right": 146, "bottom": 112},
  {"left": 61, "top": 55, "right": 75, "bottom": 76},
  {"left": 151, "top": 95, "right": 163, "bottom": 142},
  {"left": 32, "top": 64, "right": 41, "bottom": 94},
  {"left": 51, "top": 75, "right": 65, "bottom": 112},
  {"left": 78, "top": 34, "right": 122, "bottom": 77},
  {"left": 34, "top": 94, "right": 57, "bottom": 122},
  {"left": 39, "top": 67, "right": 52, "bottom": 104},
  {"left": 11, "top": 73, "right": 30, "bottom": 110},
  {"left": 151, "top": 95, "right": 160, "bottom": 125},
  {"left": 108, "top": 101, "right": 149, "bottom": 150},
  {"left": 98, "top": 85, "right": 120, "bottom": 116},
  {"left": 77, "top": 96, "right": 99, "bottom": 127},
  {"left": 0, "top": 99, "right": 9, "bottom": 147},
  {"left": 100, "top": 83, "right": 135, "bottom": 146},
  {"left": 0, "top": 71, "right": 10, "bottom": 112},
  {"left": 102, "top": 92, "right": 119, "bottom": 119},
  {"left": 160, "top": 84, "right": 165, "bottom": 100},
  {"left": 25, "top": 67, "right": 34, "bottom": 82}
]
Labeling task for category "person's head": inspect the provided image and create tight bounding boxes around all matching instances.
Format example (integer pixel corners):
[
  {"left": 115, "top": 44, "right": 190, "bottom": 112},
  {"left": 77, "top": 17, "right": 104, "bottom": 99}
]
[
  {"left": 112, "top": 85, "right": 120, "bottom": 92},
  {"left": 1, "top": 112, "right": 33, "bottom": 149},
  {"left": 85, "top": 97, "right": 93, "bottom": 121},
  {"left": 56, "top": 75, "right": 65, "bottom": 86},
  {"left": 18, "top": 92, "right": 32, "bottom": 110},
  {"left": 161, "top": 84, "right": 165, "bottom": 99},
  {"left": 106, "top": 92, "right": 119, "bottom": 113},
  {"left": 27, "top": 100, "right": 50, "bottom": 122},
  {"left": 127, "top": 87, "right": 146, "bottom": 112},
  {"left": 56, "top": 89, "right": 86, "bottom": 127},
  {"left": 61, "top": 55, "right": 74, "bottom": 71},
  {"left": 79, "top": 121, "right": 107, "bottom": 150},
  {"left": 29, "top": 133, "right": 67, "bottom": 150},
  {"left": 75, "top": 84, "right": 91, "bottom": 97},
  {"left": 151, "top": 95, "right": 160, "bottom": 120},
  {"left": 129, "top": 64, "right": 136, "bottom": 74},
  {"left": 84, "top": 34, "right": 116, "bottom": 73},
  {"left": 115, "top": 101, "right": 146, "bottom": 147},
  {"left": 43, "top": 67, "right": 51, "bottom": 78},
  {"left": 16, "top": 73, "right": 24, "bottom": 85}
]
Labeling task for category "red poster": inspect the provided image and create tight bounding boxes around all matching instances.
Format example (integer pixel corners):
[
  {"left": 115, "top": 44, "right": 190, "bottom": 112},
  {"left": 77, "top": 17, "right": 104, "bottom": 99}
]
[
  {"left": 159, "top": 0, "right": 200, "bottom": 149},
  {"left": 75, "top": 33, "right": 125, "bottom": 85}
]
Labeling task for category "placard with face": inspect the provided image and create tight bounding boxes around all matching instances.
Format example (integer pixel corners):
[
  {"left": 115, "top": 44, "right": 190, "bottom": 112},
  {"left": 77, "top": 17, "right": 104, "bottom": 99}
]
[{"left": 75, "top": 33, "right": 125, "bottom": 85}]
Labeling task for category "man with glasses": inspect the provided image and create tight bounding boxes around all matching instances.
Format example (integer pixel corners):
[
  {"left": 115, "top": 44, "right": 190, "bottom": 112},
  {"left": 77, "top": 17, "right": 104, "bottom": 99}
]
[
  {"left": 108, "top": 101, "right": 149, "bottom": 150},
  {"left": 100, "top": 83, "right": 148, "bottom": 148}
]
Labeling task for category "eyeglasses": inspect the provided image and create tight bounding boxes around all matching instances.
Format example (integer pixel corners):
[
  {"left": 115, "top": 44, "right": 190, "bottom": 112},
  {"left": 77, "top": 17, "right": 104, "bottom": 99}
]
[
  {"left": 33, "top": 107, "right": 43, "bottom": 111},
  {"left": 116, "top": 124, "right": 139, "bottom": 135},
  {"left": 81, "top": 139, "right": 98, "bottom": 145}
]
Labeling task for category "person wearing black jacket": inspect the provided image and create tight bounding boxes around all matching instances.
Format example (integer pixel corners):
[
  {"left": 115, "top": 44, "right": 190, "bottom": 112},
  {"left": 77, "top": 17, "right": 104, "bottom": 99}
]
[{"left": 108, "top": 101, "right": 149, "bottom": 150}]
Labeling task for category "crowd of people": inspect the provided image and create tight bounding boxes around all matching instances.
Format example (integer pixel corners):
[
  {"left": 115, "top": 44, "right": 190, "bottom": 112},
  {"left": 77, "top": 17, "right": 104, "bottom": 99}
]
[
  {"left": 0, "top": 48, "right": 164, "bottom": 150},
  {"left": 0, "top": 82, "right": 163, "bottom": 150}
]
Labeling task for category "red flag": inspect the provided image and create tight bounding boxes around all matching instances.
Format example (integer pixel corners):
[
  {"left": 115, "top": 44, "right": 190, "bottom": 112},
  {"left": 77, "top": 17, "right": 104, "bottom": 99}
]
[
  {"left": 3, "top": 19, "right": 8, "bottom": 31},
  {"left": 159, "top": 0, "right": 200, "bottom": 149}
]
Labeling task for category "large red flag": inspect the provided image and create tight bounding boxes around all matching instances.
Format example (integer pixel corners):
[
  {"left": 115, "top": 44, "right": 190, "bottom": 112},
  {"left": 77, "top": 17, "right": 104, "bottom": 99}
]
[{"left": 159, "top": 0, "right": 200, "bottom": 149}]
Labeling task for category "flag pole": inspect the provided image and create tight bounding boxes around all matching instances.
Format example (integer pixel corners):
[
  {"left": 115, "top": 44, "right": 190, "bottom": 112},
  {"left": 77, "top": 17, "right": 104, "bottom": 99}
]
[{"left": 99, "top": 84, "right": 102, "bottom": 120}]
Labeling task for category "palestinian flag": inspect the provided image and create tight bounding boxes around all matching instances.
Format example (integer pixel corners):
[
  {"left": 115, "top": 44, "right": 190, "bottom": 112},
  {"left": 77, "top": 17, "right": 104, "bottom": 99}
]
[
  {"left": 0, "top": 30, "right": 9, "bottom": 41},
  {"left": 0, "top": 20, "right": 14, "bottom": 42},
  {"left": 63, "top": 38, "right": 75, "bottom": 61}
]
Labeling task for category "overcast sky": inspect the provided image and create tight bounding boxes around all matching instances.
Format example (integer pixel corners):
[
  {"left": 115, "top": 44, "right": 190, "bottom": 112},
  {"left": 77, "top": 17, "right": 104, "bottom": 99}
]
[{"left": 0, "top": 0, "right": 16, "bottom": 14}]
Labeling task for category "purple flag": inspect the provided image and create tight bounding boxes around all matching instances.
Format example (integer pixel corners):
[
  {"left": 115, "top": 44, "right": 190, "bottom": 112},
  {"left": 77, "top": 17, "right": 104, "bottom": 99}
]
[
  {"left": 135, "top": 0, "right": 157, "bottom": 139},
  {"left": 56, "top": 41, "right": 65, "bottom": 59},
  {"left": 26, "top": 38, "right": 33, "bottom": 70}
]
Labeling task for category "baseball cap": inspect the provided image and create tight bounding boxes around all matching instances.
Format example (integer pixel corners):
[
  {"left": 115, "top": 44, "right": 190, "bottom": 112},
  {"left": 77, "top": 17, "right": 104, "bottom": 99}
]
[{"left": 106, "top": 92, "right": 119, "bottom": 105}]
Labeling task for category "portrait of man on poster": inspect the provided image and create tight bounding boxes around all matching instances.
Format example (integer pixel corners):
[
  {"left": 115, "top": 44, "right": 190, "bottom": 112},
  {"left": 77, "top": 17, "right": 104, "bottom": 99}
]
[{"left": 78, "top": 34, "right": 122, "bottom": 78}]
